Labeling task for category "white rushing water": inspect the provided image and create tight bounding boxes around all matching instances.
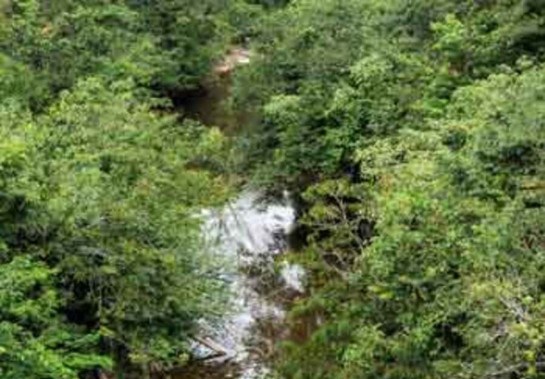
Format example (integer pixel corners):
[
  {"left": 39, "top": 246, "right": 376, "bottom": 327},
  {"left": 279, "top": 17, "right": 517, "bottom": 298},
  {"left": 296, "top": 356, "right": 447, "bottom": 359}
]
[{"left": 192, "top": 191, "right": 303, "bottom": 378}]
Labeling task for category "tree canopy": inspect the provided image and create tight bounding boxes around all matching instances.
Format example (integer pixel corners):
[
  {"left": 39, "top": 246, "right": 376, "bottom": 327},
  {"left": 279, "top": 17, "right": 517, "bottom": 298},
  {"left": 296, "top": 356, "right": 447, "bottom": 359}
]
[
  {"left": 232, "top": 1, "right": 545, "bottom": 378},
  {"left": 0, "top": 0, "right": 243, "bottom": 377},
  {"left": 2, "top": 0, "right": 545, "bottom": 378}
]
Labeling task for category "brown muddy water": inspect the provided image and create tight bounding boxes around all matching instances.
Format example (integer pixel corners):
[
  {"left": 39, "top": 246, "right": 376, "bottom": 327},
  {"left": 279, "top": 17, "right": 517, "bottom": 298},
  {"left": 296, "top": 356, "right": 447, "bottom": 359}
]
[
  {"left": 172, "top": 48, "right": 307, "bottom": 379},
  {"left": 181, "top": 48, "right": 254, "bottom": 134}
]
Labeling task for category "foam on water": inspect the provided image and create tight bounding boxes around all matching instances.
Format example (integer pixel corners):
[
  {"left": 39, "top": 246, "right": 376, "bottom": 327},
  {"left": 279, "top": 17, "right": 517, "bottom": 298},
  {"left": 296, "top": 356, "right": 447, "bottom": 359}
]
[{"left": 187, "top": 191, "right": 302, "bottom": 378}]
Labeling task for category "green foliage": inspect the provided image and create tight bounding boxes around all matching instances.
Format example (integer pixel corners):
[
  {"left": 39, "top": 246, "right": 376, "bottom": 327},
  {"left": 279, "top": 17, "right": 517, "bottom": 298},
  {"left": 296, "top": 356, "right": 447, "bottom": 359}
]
[
  {"left": 4, "top": 0, "right": 545, "bottom": 378},
  {"left": 235, "top": 0, "right": 545, "bottom": 191},
  {"left": 234, "top": 1, "right": 545, "bottom": 378},
  {"left": 0, "top": 0, "right": 240, "bottom": 108},
  {"left": 0, "top": 0, "right": 247, "bottom": 377},
  {"left": 38, "top": 78, "right": 230, "bottom": 363},
  {"left": 0, "top": 75, "right": 232, "bottom": 376},
  {"left": 126, "top": 0, "right": 233, "bottom": 91},
  {"left": 274, "top": 63, "right": 545, "bottom": 379},
  {"left": 233, "top": 0, "right": 374, "bottom": 189},
  {"left": 0, "top": 257, "right": 110, "bottom": 379}
]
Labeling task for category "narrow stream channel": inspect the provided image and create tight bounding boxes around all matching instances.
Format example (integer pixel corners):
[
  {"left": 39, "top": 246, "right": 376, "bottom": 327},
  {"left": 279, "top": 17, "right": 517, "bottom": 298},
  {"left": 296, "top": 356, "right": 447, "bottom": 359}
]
[
  {"left": 175, "top": 192, "right": 302, "bottom": 379},
  {"left": 173, "top": 49, "right": 305, "bottom": 379}
]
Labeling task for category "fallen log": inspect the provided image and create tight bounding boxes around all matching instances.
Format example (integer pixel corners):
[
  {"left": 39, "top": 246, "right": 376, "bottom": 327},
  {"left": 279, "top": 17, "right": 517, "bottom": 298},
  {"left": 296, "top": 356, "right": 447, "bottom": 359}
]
[{"left": 190, "top": 336, "right": 234, "bottom": 362}]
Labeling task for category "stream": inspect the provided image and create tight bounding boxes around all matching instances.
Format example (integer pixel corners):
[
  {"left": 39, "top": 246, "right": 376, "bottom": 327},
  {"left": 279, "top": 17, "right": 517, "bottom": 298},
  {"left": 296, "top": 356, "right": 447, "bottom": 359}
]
[{"left": 172, "top": 49, "right": 305, "bottom": 379}]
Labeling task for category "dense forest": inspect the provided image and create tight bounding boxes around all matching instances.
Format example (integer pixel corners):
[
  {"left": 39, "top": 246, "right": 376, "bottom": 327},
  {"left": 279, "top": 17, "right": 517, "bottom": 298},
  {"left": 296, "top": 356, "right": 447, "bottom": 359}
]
[
  {"left": 0, "top": 1, "right": 242, "bottom": 377},
  {"left": 1, "top": 0, "right": 545, "bottom": 379}
]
